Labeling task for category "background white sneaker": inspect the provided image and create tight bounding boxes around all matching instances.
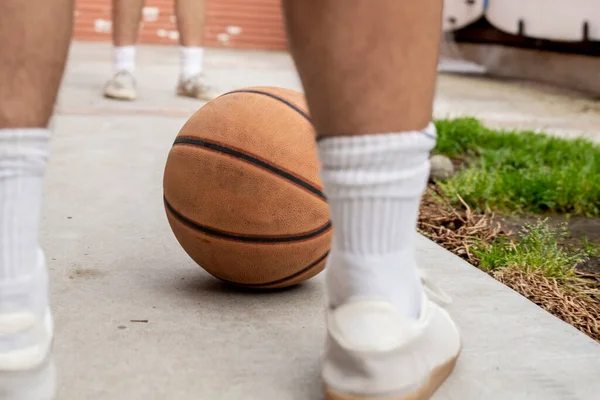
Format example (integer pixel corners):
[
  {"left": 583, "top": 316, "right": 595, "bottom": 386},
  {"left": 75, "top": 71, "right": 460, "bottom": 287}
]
[
  {"left": 323, "top": 294, "right": 461, "bottom": 400},
  {"left": 176, "top": 74, "right": 218, "bottom": 100},
  {"left": 104, "top": 70, "right": 137, "bottom": 101}
]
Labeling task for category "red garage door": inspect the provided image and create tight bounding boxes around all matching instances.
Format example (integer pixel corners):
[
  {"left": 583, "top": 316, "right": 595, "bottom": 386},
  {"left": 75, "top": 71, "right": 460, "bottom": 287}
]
[{"left": 73, "top": 0, "right": 287, "bottom": 50}]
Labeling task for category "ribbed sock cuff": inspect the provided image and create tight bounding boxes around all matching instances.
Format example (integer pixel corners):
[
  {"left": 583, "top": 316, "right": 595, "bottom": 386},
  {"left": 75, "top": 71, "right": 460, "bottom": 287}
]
[{"left": 317, "top": 125, "right": 436, "bottom": 254}]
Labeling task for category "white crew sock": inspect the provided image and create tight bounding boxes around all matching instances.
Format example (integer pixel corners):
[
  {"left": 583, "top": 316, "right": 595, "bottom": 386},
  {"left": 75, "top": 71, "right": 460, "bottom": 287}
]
[
  {"left": 113, "top": 46, "right": 136, "bottom": 74},
  {"left": 179, "top": 46, "right": 204, "bottom": 80},
  {"left": 0, "top": 129, "right": 49, "bottom": 317},
  {"left": 318, "top": 124, "right": 436, "bottom": 319}
]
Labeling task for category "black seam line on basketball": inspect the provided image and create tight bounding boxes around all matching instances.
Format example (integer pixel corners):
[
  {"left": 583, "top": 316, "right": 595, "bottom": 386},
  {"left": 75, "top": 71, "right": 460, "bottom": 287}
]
[
  {"left": 219, "top": 89, "right": 312, "bottom": 124},
  {"left": 222, "top": 251, "right": 330, "bottom": 288},
  {"left": 164, "top": 197, "right": 332, "bottom": 243},
  {"left": 172, "top": 137, "right": 326, "bottom": 201}
]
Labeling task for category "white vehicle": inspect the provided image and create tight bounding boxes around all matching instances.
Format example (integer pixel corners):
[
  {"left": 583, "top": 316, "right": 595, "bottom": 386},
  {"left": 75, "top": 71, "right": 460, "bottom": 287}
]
[
  {"left": 485, "top": 0, "right": 600, "bottom": 42},
  {"left": 443, "top": 0, "right": 486, "bottom": 32}
]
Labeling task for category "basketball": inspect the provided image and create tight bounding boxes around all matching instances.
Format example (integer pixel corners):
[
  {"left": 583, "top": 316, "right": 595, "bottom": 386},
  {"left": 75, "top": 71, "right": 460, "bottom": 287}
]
[{"left": 163, "top": 87, "right": 331, "bottom": 289}]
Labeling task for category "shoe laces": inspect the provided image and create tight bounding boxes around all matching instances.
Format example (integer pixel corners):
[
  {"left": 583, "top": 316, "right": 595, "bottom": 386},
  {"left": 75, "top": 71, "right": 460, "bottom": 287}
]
[{"left": 419, "top": 271, "right": 452, "bottom": 306}]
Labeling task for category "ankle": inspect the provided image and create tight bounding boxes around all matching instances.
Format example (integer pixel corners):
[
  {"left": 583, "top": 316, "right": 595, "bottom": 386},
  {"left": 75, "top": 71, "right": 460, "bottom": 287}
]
[
  {"left": 318, "top": 127, "right": 436, "bottom": 319},
  {"left": 326, "top": 249, "right": 423, "bottom": 318},
  {"left": 113, "top": 46, "right": 136, "bottom": 74},
  {"left": 0, "top": 130, "right": 48, "bottom": 285},
  {"left": 0, "top": 249, "right": 48, "bottom": 318},
  {"left": 180, "top": 46, "right": 204, "bottom": 79}
]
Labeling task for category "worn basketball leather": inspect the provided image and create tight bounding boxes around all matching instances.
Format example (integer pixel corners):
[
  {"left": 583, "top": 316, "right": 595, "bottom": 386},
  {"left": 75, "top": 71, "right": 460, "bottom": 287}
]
[{"left": 163, "top": 87, "right": 331, "bottom": 288}]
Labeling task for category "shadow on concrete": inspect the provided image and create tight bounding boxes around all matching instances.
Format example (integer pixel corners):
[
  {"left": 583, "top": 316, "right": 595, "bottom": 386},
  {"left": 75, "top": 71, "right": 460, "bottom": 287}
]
[{"left": 179, "top": 274, "right": 312, "bottom": 296}]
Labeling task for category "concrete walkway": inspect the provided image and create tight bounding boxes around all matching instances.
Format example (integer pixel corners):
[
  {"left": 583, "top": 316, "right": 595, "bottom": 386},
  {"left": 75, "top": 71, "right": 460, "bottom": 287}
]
[{"left": 47, "top": 42, "right": 600, "bottom": 399}]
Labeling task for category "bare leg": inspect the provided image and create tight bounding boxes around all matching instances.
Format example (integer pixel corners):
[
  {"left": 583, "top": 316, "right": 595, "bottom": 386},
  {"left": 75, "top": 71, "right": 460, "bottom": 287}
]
[
  {"left": 104, "top": 0, "right": 144, "bottom": 101},
  {"left": 175, "top": 0, "right": 206, "bottom": 47},
  {"left": 111, "top": 0, "right": 144, "bottom": 47},
  {"left": 174, "top": 0, "right": 216, "bottom": 100},
  {"left": 0, "top": 0, "right": 72, "bottom": 398},
  {"left": 282, "top": 1, "right": 461, "bottom": 399},
  {"left": 283, "top": 0, "right": 442, "bottom": 136},
  {"left": 0, "top": 0, "right": 73, "bottom": 127}
]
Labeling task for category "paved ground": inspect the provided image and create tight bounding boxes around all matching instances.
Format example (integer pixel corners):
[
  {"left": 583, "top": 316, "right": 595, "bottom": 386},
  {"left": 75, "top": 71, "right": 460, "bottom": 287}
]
[{"left": 47, "top": 42, "right": 600, "bottom": 399}]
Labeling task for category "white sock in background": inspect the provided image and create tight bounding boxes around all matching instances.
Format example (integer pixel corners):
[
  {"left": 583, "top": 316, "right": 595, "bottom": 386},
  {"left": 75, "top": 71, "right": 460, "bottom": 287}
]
[
  {"left": 0, "top": 129, "right": 49, "bottom": 317},
  {"left": 179, "top": 46, "right": 204, "bottom": 80},
  {"left": 113, "top": 46, "right": 136, "bottom": 74},
  {"left": 318, "top": 124, "right": 436, "bottom": 319}
]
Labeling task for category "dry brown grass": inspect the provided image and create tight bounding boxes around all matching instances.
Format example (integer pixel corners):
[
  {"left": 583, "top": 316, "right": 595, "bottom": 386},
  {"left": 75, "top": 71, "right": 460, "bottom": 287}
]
[
  {"left": 493, "top": 268, "right": 600, "bottom": 340},
  {"left": 418, "top": 185, "right": 506, "bottom": 265},
  {"left": 418, "top": 185, "right": 600, "bottom": 342}
]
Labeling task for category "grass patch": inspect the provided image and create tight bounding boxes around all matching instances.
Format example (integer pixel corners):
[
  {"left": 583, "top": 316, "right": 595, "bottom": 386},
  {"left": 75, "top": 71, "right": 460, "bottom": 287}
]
[
  {"left": 582, "top": 236, "right": 600, "bottom": 258},
  {"left": 433, "top": 118, "right": 600, "bottom": 216},
  {"left": 474, "top": 220, "right": 586, "bottom": 280}
]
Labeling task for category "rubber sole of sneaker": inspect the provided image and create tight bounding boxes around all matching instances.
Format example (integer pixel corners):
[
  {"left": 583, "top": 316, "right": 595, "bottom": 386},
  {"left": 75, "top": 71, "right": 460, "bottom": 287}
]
[
  {"left": 104, "top": 88, "right": 136, "bottom": 101},
  {"left": 324, "top": 353, "right": 459, "bottom": 400},
  {"left": 176, "top": 87, "right": 214, "bottom": 101}
]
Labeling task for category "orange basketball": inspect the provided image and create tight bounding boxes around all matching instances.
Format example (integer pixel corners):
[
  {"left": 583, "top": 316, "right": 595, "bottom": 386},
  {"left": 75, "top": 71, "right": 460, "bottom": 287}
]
[{"left": 163, "top": 87, "right": 331, "bottom": 289}]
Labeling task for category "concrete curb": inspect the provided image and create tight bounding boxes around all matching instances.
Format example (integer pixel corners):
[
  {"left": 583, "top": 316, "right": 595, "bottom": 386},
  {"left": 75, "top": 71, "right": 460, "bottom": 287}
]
[{"left": 416, "top": 235, "right": 600, "bottom": 400}]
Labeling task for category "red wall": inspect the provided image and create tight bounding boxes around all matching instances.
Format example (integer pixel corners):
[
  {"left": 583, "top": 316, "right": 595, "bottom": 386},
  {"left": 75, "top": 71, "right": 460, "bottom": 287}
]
[{"left": 74, "top": 0, "right": 287, "bottom": 50}]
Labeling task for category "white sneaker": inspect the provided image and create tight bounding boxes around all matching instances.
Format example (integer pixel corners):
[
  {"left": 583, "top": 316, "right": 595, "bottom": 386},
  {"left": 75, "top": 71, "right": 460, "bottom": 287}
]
[
  {"left": 0, "top": 316, "right": 55, "bottom": 400},
  {"left": 322, "top": 279, "right": 461, "bottom": 400},
  {"left": 104, "top": 70, "right": 137, "bottom": 101},
  {"left": 0, "top": 251, "right": 55, "bottom": 400},
  {"left": 176, "top": 74, "right": 218, "bottom": 100}
]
